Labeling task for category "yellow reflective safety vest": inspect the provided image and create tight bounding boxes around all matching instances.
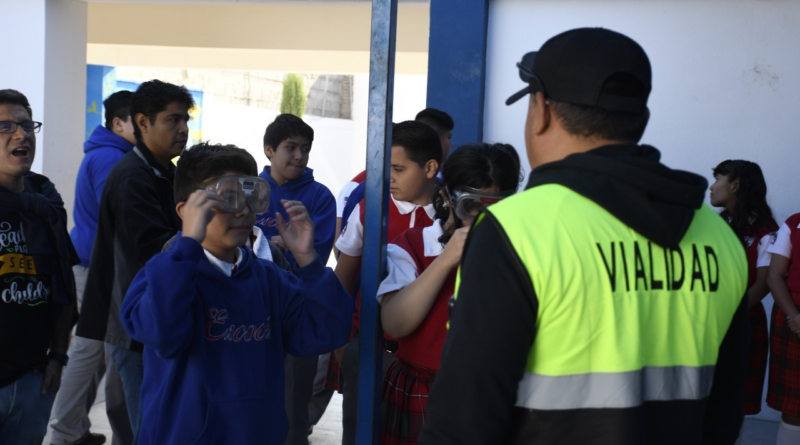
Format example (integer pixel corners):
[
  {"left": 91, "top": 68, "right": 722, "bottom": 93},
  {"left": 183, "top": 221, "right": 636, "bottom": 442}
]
[{"left": 480, "top": 183, "right": 747, "bottom": 411}]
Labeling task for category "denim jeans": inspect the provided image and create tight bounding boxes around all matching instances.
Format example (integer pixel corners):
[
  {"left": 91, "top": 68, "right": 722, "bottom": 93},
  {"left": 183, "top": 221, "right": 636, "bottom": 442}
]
[
  {"left": 0, "top": 369, "right": 58, "bottom": 445},
  {"left": 109, "top": 345, "right": 143, "bottom": 444}
]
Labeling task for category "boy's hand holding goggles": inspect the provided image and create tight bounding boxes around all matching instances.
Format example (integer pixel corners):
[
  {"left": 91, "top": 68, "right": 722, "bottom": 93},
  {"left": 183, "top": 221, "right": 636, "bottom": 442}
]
[
  {"left": 448, "top": 186, "right": 514, "bottom": 222},
  {"left": 202, "top": 175, "right": 270, "bottom": 214}
]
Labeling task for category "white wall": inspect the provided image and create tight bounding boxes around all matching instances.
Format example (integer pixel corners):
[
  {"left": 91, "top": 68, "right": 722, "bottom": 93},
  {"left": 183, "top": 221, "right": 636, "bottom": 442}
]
[
  {"left": 337, "top": 73, "right": 428, "bottom": 183},
  {"left": 201, "top": 73, "right": 427, "bottom": 200},
  {"left": 1, "top": 0, "right": 87, "bottom": 228},
  {"left": 2, "top": 0, "right": 47, "bottom": 174},
  {"left": 485, "top": 0, "right": 800, "bottom": 421}
]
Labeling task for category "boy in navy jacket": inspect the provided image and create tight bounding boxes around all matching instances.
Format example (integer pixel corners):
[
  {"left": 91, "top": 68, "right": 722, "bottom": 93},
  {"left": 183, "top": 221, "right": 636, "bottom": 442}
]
[
  {"left": 120, "top": 143, "right": 353, "bottom": 445},
  {"left": 255, "top": 113, "right": 337, "bottom": 444},
  {"left": 255, "top": 114, "right": 336, "bottom": 266}
]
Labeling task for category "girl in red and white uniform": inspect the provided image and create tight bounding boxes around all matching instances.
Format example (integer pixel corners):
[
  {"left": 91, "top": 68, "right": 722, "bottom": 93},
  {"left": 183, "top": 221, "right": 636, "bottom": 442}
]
[
  {"left": 376, "top": 143, "right": 521, "bottom": 444},
  {"left": 767, "top": 207, "right": 800, "bottom": 444},
  {"left": 709, "top": 160, "right": 778, "bottom": 426}
]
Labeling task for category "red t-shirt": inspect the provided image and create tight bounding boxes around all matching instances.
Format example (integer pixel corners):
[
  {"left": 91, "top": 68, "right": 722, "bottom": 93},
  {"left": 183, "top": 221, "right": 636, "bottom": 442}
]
[
  {"left": 377, "top": 221, "right": 454, "bottom": 371},
  {"left": 335, "top": 195, "right": 436, "bottom": 330},
  {"left": 768, "top": 213, "right": 800, "bottom": 293}
]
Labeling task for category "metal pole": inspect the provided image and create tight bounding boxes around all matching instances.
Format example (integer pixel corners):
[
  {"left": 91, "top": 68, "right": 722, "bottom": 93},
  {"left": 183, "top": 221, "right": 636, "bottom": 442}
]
[{"left": 356, "top": 0, "right": 397, "bottom": 444}]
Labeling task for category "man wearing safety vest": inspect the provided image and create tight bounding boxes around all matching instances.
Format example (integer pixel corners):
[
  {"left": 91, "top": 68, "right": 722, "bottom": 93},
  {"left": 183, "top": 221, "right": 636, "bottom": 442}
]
[{"left": 420, "top": 28, "right": 750, "bottom": 445}]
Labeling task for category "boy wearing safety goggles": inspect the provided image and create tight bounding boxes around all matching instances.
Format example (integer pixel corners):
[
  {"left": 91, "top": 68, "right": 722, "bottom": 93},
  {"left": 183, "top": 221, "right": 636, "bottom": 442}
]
[{"left": 119, "top": 143, "right": 353, "bottom": 445}]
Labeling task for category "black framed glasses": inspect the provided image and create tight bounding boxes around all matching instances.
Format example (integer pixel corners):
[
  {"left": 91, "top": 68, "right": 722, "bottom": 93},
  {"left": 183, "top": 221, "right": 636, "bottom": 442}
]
[{"left": 0, "top": 121, "right": 42, "bottom": 134}]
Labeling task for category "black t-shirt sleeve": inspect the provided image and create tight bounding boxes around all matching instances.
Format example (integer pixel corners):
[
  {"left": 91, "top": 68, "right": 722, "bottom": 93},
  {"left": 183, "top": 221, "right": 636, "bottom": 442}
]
[{"left": 420, "top": 211, "right": 538, "bottom": 445}]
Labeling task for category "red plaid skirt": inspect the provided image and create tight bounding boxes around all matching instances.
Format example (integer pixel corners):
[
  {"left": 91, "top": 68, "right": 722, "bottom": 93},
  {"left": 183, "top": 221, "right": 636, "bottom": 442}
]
[
  {"left": 380, "top": 360, "right": 437, "bottom": 445},
  {"left": 744, "top": 302, "right": 769, "bottom": 414},
  {"left": 324, "top": 352, "right": 343, "bottom": 393},
  {"left": 767, "top": 291, "right": 800, "bottom": 416}
]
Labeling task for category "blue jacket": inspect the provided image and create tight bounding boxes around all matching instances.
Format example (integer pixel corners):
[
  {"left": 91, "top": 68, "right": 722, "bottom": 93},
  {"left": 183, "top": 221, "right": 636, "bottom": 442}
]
[
  {"left": 120, "top": 236, "right": 353, "bottom": 445},
  {"left": 70, "top": 125, "right": 133, "bottom": 265},
  {"left": 255, "top": 168, "right": 336, "bottom": 266}
]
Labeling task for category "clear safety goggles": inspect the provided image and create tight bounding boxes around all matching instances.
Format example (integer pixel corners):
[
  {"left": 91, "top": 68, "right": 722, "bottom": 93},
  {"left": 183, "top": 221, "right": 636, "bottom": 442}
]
[
  {"left": 202, "top": 175, "right": 270, "bottom": 214},
  {"left": 450, "top": 186, "right": 514, "bottom": 222}
]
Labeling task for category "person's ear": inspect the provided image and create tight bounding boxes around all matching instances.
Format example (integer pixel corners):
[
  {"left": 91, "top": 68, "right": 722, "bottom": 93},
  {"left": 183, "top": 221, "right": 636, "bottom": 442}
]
[
  {"left": 264, "top": 145, "right": 275, "bottom": 161},
  {"left": 731, "top": 179, "right": 740, "bottom": 194},
  {"left": 134, "top": 113, "right": 149, "bottom": 136},
  {"left": 111, "top": 117, "right": 123, "bottom": 134},
  {"left": 425, "top": 159, "right": 439, "bottom": 179},
  {"left": 175, "top": 201, "right": 186, "bottom": 221},
  {"left": 531, "top": 92, "right": 551, "bottom": 136}
]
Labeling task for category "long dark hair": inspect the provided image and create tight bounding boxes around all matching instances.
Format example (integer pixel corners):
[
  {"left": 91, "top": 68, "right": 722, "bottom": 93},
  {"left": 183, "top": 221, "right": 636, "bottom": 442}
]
[
  {"left": 712, "top": 159, "right": 774, "bottom": 239},
  {"left": 433, "top": 143, "right": 521, "bottom": 243}
]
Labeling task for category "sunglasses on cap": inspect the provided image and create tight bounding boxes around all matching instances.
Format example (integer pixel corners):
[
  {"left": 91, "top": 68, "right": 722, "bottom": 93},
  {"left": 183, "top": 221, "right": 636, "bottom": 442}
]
[
  {"left": 449, "top": 186, "right": 514, "bottom": 222},
  {"left": 506, "top": 52, "right": 547, "bottom": 106},
  {"left": 202, "top": 175, "right": 270, "bottom": 214}
]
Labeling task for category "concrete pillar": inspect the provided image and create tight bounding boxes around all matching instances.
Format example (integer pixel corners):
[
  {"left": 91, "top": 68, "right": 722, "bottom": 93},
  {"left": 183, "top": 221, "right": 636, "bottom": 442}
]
[{"left": 1, "top": 0, "right": 87, "bottom": 228}]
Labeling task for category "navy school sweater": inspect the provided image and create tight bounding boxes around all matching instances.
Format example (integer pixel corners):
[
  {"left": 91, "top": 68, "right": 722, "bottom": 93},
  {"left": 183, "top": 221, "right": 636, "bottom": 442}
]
[
  {"left": 256, "top": 167, "right": 336, "bottom": 266},
  {"left": 120, "top": 236, "right": 354, "bottom": 445}
]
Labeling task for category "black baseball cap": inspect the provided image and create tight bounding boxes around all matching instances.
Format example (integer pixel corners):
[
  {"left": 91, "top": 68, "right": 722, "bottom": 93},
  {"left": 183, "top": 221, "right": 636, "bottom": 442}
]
[{"left": 506, "top": 28, "right": 652, "bottom": 113}]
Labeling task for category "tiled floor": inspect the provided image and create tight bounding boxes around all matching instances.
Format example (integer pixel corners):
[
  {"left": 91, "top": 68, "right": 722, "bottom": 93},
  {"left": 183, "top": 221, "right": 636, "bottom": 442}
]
[
  {"left": 46, "top": 392, "right": 779, "bottom": 445},
  {"left": 44, "top": 392, "right": 344, "bottom": 445}
]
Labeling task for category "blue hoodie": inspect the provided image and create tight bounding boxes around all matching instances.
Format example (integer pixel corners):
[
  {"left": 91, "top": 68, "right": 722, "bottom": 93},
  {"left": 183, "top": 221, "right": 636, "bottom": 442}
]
[
  {"left": 121, "top": 236, "right": 353, "bottom": 445},
  {"left": 70, "top": 125, "right": 133, "bottom": 265},
  {"left": 256, "top": 167, "right": 336, "bottom": 266}
]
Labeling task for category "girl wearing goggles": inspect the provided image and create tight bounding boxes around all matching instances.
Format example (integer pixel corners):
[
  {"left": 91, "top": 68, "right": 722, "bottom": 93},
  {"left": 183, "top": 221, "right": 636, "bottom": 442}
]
[{"left": 375, "top": 143, "right": 521, "bottom": 445}]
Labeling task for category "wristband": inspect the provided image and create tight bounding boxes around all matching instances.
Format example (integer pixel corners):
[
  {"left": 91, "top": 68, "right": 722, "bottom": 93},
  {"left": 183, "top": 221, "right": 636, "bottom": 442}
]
[{"left": 48, "top": 351, "right": 69, "bottom": 367}]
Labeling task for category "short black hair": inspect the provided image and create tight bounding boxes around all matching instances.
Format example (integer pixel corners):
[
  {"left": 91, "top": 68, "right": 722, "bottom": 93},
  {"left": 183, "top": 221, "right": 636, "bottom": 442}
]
[
  {"left": 547, "top": 74, "right": 649, "bottom": 143},
  {"left": 392, "top": 121, "right": 442, "bottom": 168},
  {"left": 174, "top": 142, "right": 258, "bottom": 204},
  {"left": 415, "top": 108, "right": 454, "bottom": 135},
  {"left": 131, "top": 80, "right": 195, "bottom": 143},
  {"left": 103, "top": 90, "right": 133, "bottom": 131},
  {"left": 263, "top": 114, "right": 314, "bottom": 149},
  {"left": 551, "top": 101, "right": 649, "bottom": 143},
  {"left": 0, "top": 89, "right": 33, "bottom": 119}
]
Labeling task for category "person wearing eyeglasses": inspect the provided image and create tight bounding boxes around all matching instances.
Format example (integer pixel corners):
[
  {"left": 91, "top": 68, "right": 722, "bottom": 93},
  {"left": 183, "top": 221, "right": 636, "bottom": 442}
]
[
  {"left": 0, "top": 89, "right": 79, "bottom": 445},
  {"left": 120, "top": 143, "right": 352, "bottom": 445},
  {"left": 420, "top": 29, "right": 750, "bottom": 445}
]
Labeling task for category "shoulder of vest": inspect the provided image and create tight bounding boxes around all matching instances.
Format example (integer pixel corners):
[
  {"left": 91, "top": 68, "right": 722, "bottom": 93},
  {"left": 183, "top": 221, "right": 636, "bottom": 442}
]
[{"left": 494, "top": 184, "right": 578, "bottom": 209}]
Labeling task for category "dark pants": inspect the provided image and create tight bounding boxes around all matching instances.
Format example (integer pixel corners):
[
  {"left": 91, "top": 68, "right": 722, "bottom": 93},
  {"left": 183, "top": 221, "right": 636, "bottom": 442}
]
[
  {"left": 341, "top": 335, "right": 397, "bottom": 445},
  {"left": 109, "top": 345, "right": 143, "bottom": 445},
  {"left": 308, "top": 354, "right": 334, "bottom": 427},
  {"left": 284, "top": 354, "right": 319, "bottom": 445}
]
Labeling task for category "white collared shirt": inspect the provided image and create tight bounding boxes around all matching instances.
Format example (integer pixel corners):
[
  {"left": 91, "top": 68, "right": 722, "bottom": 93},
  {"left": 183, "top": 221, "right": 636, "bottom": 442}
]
[
  {"left": 336, "top": 195, "right": 436, "bottom": 257},
  {"left": 376, "top": 219, "right": 445, "bottom": 303},
  {"left": 204, "top": 247, "right": 244, "bottom": 277}
]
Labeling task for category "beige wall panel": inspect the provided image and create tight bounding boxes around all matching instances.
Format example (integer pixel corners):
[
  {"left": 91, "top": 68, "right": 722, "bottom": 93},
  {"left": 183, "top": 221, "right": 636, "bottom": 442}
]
[
  {"left": 88, "top": 3, "right": 428, "bottom": 53},
  {"left": 87, "top": 44, "right": 427, "bottom": 75}
]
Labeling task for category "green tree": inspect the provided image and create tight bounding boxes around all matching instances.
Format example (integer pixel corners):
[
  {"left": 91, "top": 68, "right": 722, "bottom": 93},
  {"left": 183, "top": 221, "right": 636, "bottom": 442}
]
[{"left": 280, "top": 73, "right": 306, "bottom": 117}]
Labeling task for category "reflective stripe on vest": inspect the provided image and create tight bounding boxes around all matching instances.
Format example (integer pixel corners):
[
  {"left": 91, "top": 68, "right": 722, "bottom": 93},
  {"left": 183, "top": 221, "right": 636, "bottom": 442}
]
[
  {"left": 517, "top": 365, "right": 715, "bottom": 410},
  {"left": 482, "top": 184, "right": 747, "bottom": 410}
]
